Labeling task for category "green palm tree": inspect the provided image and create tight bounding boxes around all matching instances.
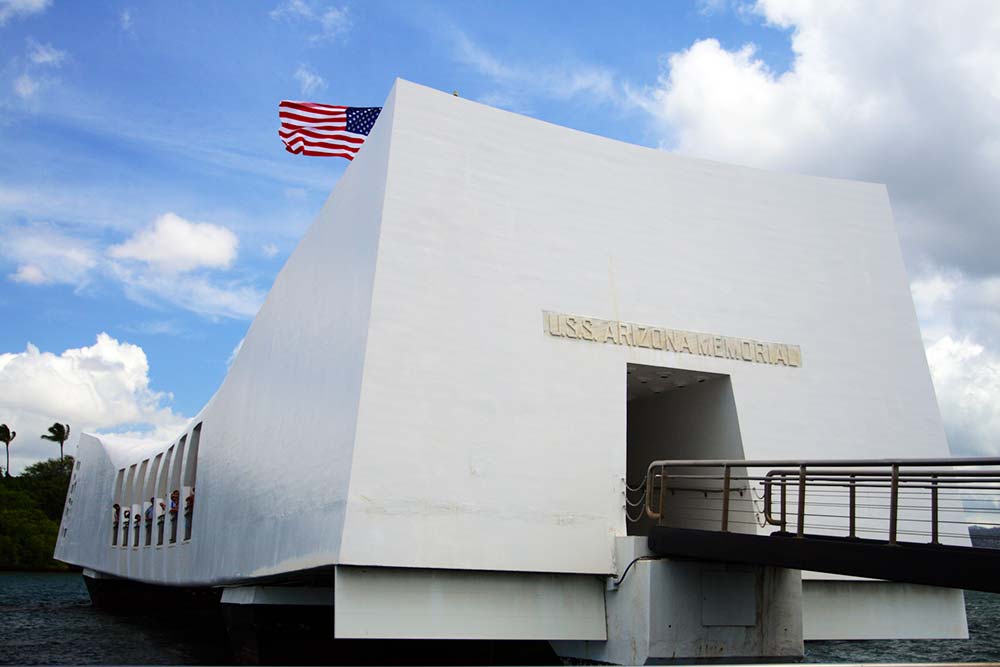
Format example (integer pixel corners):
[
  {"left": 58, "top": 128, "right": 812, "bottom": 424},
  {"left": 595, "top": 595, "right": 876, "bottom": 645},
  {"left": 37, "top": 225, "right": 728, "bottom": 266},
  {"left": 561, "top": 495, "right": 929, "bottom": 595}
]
[
  {"left": 41, "top": 423, "right": 70, "bottom": 461},
  {"left": 0, "top": 424, "right": 14, "bottom": 477}
]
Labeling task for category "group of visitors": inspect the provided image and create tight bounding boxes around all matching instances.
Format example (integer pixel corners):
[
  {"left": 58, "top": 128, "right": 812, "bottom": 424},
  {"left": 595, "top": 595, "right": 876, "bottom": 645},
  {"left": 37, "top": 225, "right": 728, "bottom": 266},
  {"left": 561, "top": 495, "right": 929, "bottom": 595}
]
[{"left": 111, "top": 488, "right": 195, "bottom": 524}]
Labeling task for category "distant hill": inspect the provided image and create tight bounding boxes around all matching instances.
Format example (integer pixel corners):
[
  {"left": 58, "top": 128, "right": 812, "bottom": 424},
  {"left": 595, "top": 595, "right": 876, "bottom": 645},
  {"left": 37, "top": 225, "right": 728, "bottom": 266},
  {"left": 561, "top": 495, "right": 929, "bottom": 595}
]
[{"left": 969, "top": 525, "right": 1000, "bottom": 549}]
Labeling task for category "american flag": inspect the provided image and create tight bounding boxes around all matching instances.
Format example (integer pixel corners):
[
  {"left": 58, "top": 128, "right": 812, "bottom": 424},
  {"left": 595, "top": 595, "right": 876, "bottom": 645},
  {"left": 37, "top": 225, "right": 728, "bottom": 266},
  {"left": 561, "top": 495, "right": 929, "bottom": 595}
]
[{"left": 278, "top": 100, "right": 382, "bottom": 159}]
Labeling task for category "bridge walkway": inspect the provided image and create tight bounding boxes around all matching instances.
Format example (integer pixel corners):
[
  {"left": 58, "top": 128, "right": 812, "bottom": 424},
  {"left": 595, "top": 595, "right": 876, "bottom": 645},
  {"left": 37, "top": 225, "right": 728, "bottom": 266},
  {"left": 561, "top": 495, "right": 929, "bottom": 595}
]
[{"left": 629, "top": 457, "right": 1000, "bottom": 594}]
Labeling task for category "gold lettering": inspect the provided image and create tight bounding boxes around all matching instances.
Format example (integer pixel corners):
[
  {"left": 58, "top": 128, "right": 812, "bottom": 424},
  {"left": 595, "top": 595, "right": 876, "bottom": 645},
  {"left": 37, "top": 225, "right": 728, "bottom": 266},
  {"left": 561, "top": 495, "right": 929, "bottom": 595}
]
[
  {"left": 546, "top": 312, "right": 562, "bottom": 336},
  {"left": 563, "top": 316, "right": 578, "bottom": 339},
  {"left": 636, "top": 326, "right": 652, "bottom": 348},
  {"left": 755, "top": 342, "right": 768, "bottom": 363},
  {"left": 541, "top": 311, "right": 802, "bottom": 369},
  {"left": 619, "top": 323, "right": 633, "bottom": 346},
  {"left": 698, "top": 335, "right": 713, "bottom": 356},
  {"left": 650, "top": 328, "right": 664, "bottom": 350},
  {"left": 602, "top": 320, "right": 619, "bottom": 344},
  {"left": 773, "top": 344, "right": 788, "bottom": 366},
  {"left": 663, "top": 329, "right": 677, "bottom": 352},
  {"left": 713, "top": 336, "right": 725, "bottom": 357}
]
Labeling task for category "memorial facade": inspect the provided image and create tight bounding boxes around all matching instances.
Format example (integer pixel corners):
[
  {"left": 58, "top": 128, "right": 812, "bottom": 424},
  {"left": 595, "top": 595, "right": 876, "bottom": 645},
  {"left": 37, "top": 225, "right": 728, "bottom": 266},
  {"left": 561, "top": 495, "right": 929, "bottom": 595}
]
[{"left": 54, "top": 79, "right": 965, "bottom": 657}]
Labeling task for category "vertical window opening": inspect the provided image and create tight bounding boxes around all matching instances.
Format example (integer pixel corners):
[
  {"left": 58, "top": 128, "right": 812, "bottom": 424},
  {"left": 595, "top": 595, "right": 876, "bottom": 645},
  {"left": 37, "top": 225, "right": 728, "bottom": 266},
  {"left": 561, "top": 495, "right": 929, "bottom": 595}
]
[
  {"left": 183, "top": 423, "right": 201, "bottom": 541},
  {"left": 134, "top": 459, "right": 148, "bottom": 548},
  {"left": 123, "top": 465, "right": 136, "bottom": 548},
  {"left": 156, "top": 447, "right": 173, "bottom": 546},
  {"left": 144, "top": 455, "right": 162, "bottom": 547},
  {"left": 112, "top": 469, "right": 124, "bottom": 546},
  {"left": 169, "top": 436, "right": 186, "bottom": 544}
]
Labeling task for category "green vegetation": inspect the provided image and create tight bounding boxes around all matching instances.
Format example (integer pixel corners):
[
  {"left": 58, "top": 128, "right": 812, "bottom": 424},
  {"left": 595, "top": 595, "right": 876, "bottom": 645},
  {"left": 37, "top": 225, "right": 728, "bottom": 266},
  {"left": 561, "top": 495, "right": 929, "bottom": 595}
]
[{"left": 0, "top": 456, "right": 74, "bottom": 570}]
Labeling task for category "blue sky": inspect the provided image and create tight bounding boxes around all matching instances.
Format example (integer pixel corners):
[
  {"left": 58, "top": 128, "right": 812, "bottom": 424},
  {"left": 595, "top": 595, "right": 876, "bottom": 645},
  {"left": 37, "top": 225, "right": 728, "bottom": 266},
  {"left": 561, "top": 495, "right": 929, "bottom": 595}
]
[{"left": 2, "top": 0, "right": 999, "bottom": 472}]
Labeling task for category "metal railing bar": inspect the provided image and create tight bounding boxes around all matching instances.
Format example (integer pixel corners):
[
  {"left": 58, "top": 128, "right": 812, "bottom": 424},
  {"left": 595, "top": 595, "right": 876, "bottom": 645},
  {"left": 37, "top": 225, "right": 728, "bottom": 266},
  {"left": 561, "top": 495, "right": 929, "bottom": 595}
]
[{"left": 647, "top": 456, "right": 1000, "bottom": 470}]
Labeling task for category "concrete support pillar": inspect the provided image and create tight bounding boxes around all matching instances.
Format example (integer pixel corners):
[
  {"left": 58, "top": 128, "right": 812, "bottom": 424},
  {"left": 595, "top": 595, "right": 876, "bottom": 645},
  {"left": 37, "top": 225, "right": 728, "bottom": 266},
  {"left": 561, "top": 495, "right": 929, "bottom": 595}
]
[{"left": 553, "top": 537, "right": 803, "bottom": 665}]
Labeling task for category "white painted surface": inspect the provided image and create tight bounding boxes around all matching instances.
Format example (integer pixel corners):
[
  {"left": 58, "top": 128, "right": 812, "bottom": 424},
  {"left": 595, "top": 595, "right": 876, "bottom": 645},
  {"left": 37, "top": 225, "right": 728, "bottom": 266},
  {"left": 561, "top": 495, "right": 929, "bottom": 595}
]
[
  {"left": 554, "top": 538, "right": 802, "bottom": 664},
  {"left": 803, "top": 580, "right": 968, "bottom": 640},
  {"left": 333, "top": 566, "right": 606, "bottom": 640},
  {"left": 54, "top": 79, "right": 963, "bottom": 641}
]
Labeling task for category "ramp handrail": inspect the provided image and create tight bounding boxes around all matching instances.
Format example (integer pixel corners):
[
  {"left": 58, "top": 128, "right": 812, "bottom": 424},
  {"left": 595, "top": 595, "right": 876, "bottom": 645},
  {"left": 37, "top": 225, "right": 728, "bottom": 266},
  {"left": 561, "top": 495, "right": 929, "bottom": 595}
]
[{"left": 637, "top": 457, "right": 1000, "bottom": 546}]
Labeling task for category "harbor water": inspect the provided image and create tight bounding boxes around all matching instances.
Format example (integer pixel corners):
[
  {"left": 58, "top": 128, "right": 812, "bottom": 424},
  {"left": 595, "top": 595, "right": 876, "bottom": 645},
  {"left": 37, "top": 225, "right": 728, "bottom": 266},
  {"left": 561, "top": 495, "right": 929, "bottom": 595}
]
[{"left": 1, "top": 571, "right": 999, "bottom": 665}]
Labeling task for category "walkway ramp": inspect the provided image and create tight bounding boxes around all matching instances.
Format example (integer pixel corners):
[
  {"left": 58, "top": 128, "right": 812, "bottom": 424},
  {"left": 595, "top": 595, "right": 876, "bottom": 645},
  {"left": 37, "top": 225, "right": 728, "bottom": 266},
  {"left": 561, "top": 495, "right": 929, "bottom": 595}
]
[{"left": 632, "top": 457, "right": 1000, "bottom": 594}]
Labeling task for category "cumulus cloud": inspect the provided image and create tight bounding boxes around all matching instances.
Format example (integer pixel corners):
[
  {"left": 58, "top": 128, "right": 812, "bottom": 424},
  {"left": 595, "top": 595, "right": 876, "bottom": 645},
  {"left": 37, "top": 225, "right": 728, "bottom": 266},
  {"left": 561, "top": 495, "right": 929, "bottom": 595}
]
[
  {"left": 0, "top": 334, "right": 187, "bottom": 474},
  {"left": 104, "top": 214, "right": 262, "bottom": 319},
  {"left": 108, "top": 212, "right": 238, "bottom": 273},
  {"left": 4, "top": 216, "right": 263, "bottom": 320},
  {"left": 261, "top": 243, "right": 279, "bottom": 258},
  {"left": 293, "top": 65, "right": 326, "bottom": 96},
  {"left": 270, "top": 1, "right": 350, "bottom": 44},
  {"left": 631, "top": 0, "right": 1000, "bottom": 277},
  {"left": 120, "top": 8, "right": 133, "bottom": 32},
  {"left": 0, "top": 0, "right": 51, "bottom": 26},
  {"left": 925, "top": 337, "right": 1000, "bottom": 458}
]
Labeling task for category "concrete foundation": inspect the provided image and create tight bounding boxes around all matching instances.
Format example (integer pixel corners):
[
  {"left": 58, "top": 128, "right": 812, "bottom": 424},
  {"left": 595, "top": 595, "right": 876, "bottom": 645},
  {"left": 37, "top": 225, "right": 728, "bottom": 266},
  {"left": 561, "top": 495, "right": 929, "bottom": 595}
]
[{"left": 552, "top": 538, "right": 803, "bottom": 665}]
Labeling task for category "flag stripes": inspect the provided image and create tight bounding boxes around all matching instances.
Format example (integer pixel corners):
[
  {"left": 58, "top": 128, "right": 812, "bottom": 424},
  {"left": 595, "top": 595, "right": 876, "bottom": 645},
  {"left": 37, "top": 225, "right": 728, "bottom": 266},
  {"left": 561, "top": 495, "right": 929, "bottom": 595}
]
[{"left": 278, "top": 100, "right": 381, "bottom": 160}]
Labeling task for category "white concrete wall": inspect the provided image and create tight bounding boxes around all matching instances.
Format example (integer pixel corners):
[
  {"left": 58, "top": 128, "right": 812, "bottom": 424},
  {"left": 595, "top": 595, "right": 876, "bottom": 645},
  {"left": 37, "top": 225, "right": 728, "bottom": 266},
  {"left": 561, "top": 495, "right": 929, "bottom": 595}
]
[
  {"left": 803, "top": 581, "right": 967, "bottom": 639},
  {"left": 333, "top": 566, "right": 606, "bottom": 640},
  {"left": 339, "top": 80, "right": 950, "bottom": 575}
]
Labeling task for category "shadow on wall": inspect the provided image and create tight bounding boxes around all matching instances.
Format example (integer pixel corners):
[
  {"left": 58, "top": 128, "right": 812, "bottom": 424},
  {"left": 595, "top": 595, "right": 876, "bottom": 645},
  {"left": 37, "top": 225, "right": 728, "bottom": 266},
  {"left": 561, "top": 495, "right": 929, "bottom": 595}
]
[{"left": 625, "top": 364, "right": 749, "bottom": 536}]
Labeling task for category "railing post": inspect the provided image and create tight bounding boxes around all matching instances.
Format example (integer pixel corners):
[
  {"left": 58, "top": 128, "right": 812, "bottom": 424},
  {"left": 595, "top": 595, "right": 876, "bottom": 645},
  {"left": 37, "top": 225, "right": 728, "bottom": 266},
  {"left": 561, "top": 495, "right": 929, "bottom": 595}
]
[
  {"left": 849, "top": 474, "right": 856, "bottom": 539},
  {"left": 780, "top": 472, "right": 787, "bottom": 532},
  {"left": 889, "top": 464, "right": 899, "bottom": 545},
  {"left": 657, "top": 464, "right": 667, "bottom": 526},
  {"left": 797, "top": 465, "right": 807, "bottom": 537},
  {"left": 931, "top": 474, "right": 939, "bottom": 545},
  {"left": 721, "top": 465, "right": 731, "bottom": 532}
]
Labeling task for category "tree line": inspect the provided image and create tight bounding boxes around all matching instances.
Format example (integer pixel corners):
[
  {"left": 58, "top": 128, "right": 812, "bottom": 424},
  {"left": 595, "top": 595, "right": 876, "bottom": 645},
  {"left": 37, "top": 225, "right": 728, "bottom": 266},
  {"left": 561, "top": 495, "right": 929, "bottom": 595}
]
[
  {"left": 1, "top": 422, "right": 71, "bottom": 477},
  {"left": 0, "top": 422, "right": 74, "bottom": 570}
]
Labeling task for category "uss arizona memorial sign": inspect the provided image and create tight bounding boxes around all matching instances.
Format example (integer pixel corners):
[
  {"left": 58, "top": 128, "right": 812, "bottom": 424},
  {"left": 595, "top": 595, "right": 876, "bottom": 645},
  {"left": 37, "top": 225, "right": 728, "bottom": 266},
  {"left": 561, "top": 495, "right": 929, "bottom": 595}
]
[{"left": 543, "top": 310, "right": 802, "bottom": 368}]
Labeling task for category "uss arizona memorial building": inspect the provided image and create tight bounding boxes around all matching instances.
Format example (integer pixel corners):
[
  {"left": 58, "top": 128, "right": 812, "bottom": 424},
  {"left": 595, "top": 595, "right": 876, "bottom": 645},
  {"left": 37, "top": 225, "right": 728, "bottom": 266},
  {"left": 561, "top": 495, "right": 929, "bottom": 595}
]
[{"left": 55, "top": 80, "right": 964, "bottom": 661}]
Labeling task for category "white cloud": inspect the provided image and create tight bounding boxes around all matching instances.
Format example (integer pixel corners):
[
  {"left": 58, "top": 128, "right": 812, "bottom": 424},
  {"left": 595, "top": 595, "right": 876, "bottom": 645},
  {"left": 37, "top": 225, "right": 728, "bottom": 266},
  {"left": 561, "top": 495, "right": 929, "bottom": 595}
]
[
  {"left": 13, "top": 73, "right": 39, "bottom": 98},
  {"left": 5, "top": 224, "right": 99, "bottom": 287},
  {"left": 0, "top": 0, "right": 50, "bottom": 26},
  {"left": 631, "top": 0, "right": 1000, "bottom": 276},
  {"left": 4, "top": 217, "right": 262, "bottom": 320},
  {"left": 451, "top": 31, "right": 621, "bottom": 112},
  {"left": 26, "top": 38, "right": 66, "bottom": 66},
  {"left": 9, "top": 264, "right": 46, "bottom": 284},
  {"left": 270, "top": 1, "right": 350, "bottom": 44},
  {"left": 108, "top": 212, "right": 238, "bottom": 273},
  {"left": 120, "top": 9, "right": 133, "bottom": 32},
  {"left": 261, "top": 243, "right": 279, "bottom": 258},
  {"left": 0, "top": 334, "right": 187, "bottom": 474},
  {"left": 110, "top": 265, "right": 264, "bottom": 320},
  {"left": 926, "top": 336, "right": 1000, "bottom": 458},
  {"left": 294, "top": 65, "right": 326, "bottom": 96}
]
